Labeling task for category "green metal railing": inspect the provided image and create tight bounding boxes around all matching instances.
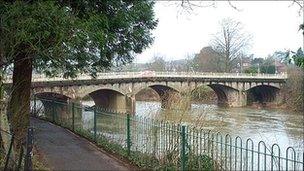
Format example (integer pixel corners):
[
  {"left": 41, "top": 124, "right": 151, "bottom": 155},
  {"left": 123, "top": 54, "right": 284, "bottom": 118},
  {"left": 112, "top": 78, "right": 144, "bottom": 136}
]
[
  {"left": 0, "top": 127, "right": 33, "bottom": 170},
  {"left": 31, "top": 97, "right": 304, "bottom": 170}
]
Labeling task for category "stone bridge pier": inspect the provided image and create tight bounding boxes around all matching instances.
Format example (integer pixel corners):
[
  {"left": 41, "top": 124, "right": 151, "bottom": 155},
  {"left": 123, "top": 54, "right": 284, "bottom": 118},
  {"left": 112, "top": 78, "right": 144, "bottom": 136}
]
[{"left": 147, "top": 85, "right": 182, "bottom": 109}]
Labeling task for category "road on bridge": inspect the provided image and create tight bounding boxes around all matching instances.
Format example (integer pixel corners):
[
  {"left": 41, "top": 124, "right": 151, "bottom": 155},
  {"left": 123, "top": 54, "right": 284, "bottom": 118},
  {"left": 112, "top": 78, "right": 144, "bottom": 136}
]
[{"left": 31, "top": 118, "right": 136, "bottom": 170}]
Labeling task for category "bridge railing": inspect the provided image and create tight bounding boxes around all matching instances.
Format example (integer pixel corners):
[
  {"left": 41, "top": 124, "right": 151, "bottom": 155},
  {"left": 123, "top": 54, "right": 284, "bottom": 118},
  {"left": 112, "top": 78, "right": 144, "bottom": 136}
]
[
  {"left": 146, "top": 72, "right": 287, "bottom": 78},
  {"left": 34, "top": 72, "right": 288, "bottom": 80},
  {"left": 4, "top": 72, "right": 288, "bottom": 83}
]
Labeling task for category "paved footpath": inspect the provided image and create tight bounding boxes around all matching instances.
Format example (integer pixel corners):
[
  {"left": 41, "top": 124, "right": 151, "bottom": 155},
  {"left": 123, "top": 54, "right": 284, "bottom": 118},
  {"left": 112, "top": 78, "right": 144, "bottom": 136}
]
[{"left": 31, "top": 118, "right": 135, "bottom": 171}]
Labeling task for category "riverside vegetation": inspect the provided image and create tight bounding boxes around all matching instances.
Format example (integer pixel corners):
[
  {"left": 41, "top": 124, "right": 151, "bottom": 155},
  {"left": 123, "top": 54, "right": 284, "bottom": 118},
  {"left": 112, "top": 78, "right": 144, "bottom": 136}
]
[{"left": 282, "top": 66, "right": 304, "bottom": 112}]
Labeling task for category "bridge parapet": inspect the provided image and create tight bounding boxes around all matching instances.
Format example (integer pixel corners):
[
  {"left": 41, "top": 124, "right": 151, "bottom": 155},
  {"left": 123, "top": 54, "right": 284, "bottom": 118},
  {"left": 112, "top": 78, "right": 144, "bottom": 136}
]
[{"left": 4, "top": 72, "right": 288, "bottom": 83}]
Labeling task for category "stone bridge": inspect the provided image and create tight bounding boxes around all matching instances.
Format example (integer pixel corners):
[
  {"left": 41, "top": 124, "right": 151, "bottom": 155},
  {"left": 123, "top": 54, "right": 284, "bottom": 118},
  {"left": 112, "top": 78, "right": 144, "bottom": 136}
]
[{"left": 5, "top": 72, "right": 288, "bottom": 114}]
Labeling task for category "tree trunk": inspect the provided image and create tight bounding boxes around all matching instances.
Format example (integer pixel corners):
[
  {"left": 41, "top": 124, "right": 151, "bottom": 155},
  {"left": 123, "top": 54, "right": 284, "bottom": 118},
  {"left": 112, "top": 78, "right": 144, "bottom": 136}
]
[{"left": 8, "top": 52, "right": 32, "bottom": 161}]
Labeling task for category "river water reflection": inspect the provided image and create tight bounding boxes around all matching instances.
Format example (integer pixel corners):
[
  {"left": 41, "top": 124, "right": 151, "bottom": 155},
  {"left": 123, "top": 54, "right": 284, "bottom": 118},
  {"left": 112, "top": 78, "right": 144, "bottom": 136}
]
[{"left": 82, "top": 100, "right": 303, "bottom": 152}]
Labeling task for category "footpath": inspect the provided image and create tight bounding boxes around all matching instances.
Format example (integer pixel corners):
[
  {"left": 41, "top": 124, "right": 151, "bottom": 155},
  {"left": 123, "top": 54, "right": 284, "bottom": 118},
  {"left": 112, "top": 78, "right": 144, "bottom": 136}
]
[{"left": 31, "top": 118, "right": 135, "bottom": 170}]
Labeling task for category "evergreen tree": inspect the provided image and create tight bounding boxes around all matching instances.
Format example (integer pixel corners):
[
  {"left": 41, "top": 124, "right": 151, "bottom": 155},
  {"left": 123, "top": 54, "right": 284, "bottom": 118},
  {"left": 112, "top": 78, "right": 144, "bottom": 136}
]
[{"left": 0, "top": 0, "right": 157, "bottom": 158}]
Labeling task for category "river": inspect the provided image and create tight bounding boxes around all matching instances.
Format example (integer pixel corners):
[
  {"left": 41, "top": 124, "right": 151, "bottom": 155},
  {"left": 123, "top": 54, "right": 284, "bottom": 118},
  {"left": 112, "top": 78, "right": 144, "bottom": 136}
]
[{"left": 82, "top": 100, "right": 303, "bottom": 152}]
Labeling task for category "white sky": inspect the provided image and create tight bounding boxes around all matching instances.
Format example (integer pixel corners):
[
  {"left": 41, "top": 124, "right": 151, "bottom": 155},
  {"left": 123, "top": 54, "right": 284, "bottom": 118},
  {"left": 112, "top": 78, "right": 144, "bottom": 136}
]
[{"left": 134, "top": 1, "right": 303, "bottom": 63}]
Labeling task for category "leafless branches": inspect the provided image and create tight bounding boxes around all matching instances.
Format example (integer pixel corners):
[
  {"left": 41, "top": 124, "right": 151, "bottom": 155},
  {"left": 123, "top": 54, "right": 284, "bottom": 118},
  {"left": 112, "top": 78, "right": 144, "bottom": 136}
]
[
  {"left": 292, "top": 0, "right": 304, "bottom": 8},
  {"left": 177, "top": 0, "right": 241, "bottom": 14},
  {"left": 211, "top": 18, "right": 251, "bottom": 72},
  {"left": 290, "top": 0, "right": 304, "bottom": 16},
  {"left": 291, "top": 0, "right": 304, "bottom": 49}
]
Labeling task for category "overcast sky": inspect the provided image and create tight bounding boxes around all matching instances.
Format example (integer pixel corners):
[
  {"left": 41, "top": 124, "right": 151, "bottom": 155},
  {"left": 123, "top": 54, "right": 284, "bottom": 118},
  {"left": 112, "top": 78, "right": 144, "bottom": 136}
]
[{"left": 134, "top": 1, "right": 303, "bottom": 63}]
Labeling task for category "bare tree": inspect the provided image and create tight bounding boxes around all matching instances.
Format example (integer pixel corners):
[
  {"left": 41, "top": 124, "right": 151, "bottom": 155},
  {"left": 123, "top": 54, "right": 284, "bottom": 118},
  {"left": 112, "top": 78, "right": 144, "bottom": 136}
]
[
  {"left": 211, "top": 18, "right": 251, "bottom": 72},
  {"left": 291, "top": 0, "right": 304, "bottom": 50}
]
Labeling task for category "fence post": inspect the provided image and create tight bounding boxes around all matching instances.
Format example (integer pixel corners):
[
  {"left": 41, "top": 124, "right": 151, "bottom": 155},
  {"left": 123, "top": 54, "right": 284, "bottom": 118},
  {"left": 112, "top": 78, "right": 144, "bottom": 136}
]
[
  {"left": 126, "top": 113, "right": 131, "bottom": 156},
  {"left": 94, "top": 107, "right": 97, "bottom": 142},
  {"left": 52, "top": 100, "right": 55, "bottom": 123},
  {"left": 33, "top": 96, "right": 36, "bottom": 117},
  {"left": 17, "top": 145, "right": 24, "bottom": 170},
  {"left": 24, "top": 127, "right": 33, "bottom": 171},
  {"left": 181, "top": 125, "right": 187, "bottom": 171},
  {"left": 4, "top": 135, "right": 14, "bottom": 170},
  {"left": 72, "top": 102, "right": 75, "bottom": 131}
]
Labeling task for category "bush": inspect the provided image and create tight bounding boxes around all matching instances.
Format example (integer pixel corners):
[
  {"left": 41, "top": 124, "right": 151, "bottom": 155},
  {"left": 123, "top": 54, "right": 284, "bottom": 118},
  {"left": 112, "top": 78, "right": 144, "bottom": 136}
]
[
  {"left": 244, "top": 66, "right": 258, "bottom": 74},
  {"left": 282, "top": 66, "right": 304, "bottom": 111}
]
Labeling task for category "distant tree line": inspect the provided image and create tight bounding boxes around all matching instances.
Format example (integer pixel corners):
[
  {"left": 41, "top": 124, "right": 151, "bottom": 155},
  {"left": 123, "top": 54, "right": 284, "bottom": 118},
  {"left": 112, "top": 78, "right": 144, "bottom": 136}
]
[{"left": 115, "top": 48, "right": 288, "bottom": 74}]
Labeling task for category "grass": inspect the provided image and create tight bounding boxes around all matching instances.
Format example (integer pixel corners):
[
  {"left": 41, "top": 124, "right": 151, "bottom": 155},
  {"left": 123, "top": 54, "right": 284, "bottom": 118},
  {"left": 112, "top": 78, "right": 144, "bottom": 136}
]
[
  {"left": 0, "top": 146, "right": 49, "bottom": 170},
  {"left": 0, "top": 154, "right": 4, "bottom": 169},
  {"left": 70, "top": 119, "right": 215, "bottom": 170},
  {"left": 32, "top": 148, "right": 50, "bottom": 171}
]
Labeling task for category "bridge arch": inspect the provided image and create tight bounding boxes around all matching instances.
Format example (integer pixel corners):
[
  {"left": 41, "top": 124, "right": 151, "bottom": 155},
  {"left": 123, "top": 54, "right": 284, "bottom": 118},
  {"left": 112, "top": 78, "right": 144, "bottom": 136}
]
[
  {"left": 134, "top": 83, "right": 181, "bottom": 109},
  {"left": 191, "top": 83, "right": 240, "bottom": 107},
  {"left": 208, "top": 84, "right": 229, "bottom": 107},
  {"left": 83, "top": 88, "right": 133, "bottom": 113},
  {"left": 132, "top": 82, "right": 182, "bottom": 95},
  {"left": 33, "top": 92, "right": 73, "bottom": 121},
  {"left": 246, "top": 85, "right": 281, "bottom": 105},
  {"left": 34, "top": 92, "right": 72, "bottom": 102},
  {"left": 76, "top": 84, "right": 129, "bottom": 99},
  {"left": 33, "top": 87, "right": 74, "bottom": 100},
  {"left": 245, "top": 82, "right": 281, "bottom": 91}
]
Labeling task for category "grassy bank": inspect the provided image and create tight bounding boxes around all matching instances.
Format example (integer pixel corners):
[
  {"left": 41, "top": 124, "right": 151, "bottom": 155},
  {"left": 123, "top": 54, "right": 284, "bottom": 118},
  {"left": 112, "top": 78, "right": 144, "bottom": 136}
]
[{"left": 32, "top": 147, "right": 50, "bottom": 170}]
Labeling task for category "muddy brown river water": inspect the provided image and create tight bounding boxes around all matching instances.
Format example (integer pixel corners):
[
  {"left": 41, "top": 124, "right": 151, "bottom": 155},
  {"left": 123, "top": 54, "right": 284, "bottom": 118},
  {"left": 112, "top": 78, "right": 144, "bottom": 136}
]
[{"left": 81, "top": 100, "right": 303, "bottom": 152}]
